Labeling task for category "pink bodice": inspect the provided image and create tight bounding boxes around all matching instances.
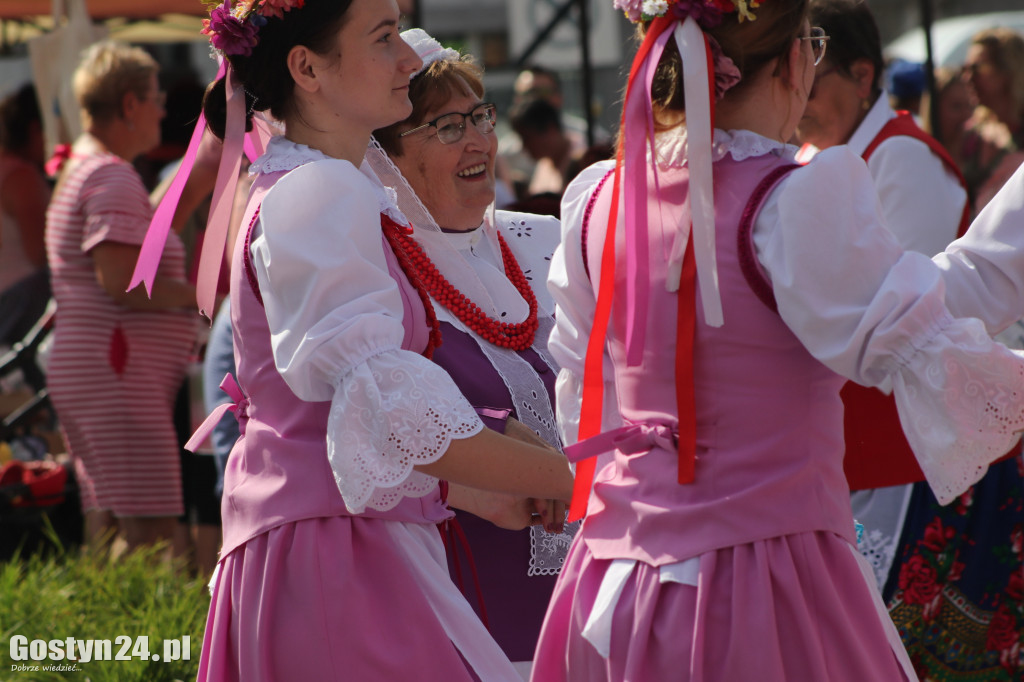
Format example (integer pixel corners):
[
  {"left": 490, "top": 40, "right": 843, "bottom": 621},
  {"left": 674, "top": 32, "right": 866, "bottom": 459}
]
[
  {"left": 219, "top": 170, "right": 450, "bottom": 557},
  {"left": 580, "top": 153, "right": 855, "bottom": 566}
]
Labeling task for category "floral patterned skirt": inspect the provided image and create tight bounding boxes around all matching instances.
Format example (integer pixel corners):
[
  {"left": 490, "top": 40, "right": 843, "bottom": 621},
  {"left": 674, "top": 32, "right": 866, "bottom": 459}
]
[{"left": 885, "top": 455, "right": 1024, "bottom": 681}]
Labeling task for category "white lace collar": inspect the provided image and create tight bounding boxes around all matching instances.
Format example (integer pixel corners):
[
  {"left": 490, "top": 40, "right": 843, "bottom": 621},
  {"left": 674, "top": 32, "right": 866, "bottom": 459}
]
[
  {"left": 251, "top": 136, "right": 404, "bottom": 222},
  {"left": 655, "top": 128, "right": 798, "bottom": 169},
  {"left": 249, "top": 135, "right": 329, "bottom": 175}
]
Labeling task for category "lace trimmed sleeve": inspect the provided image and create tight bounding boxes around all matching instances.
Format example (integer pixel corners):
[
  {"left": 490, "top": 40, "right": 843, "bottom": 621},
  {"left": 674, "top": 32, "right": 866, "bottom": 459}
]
[
  {"left": 327, "top": 352, "right": 482, "bottom": 513},
  {"left": 253, "top": 158, "right": 483, "bottom": 513},
  {"left": 757, "top": 145, "right": 1024, "bottom": 504},
  {"left": 892, "top": 316, "right": 1024, "bottom": 504}
]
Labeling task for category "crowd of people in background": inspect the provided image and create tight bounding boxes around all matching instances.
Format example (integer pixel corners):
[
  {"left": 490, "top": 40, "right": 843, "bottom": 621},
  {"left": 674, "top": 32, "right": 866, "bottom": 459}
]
[
  {"left": 910, "top": 27, "right": 1024, "bottom": 216},
  {"left": 2, "top": 1, "right": 1024, "bottom": 680}
]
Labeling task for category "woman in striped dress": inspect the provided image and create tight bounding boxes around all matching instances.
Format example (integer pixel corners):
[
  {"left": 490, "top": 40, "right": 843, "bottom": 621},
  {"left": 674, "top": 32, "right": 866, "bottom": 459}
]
[{"left": 45, "top": 42, "right": 198, "bottom": 554}]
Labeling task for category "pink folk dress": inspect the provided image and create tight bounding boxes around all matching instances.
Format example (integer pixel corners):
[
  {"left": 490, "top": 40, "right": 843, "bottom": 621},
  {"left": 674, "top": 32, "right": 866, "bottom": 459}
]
[
  {"left": 197, "top": 138, "right": 521, "bottom": 682},
  {"left": 45, "top": 153, "right": 196, "bottom": 516},
  {"left": 536, "top": 130, "right": 1024, "bottom": 681}
]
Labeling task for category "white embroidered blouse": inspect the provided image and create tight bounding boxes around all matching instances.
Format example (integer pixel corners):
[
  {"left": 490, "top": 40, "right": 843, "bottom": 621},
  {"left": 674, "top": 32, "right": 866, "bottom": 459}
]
[
  {"left": 550, "top": 129, "right": 1024, "bottom": 505},
  {"left": 249, "top": 137, "right": 483, "bottom": 514}
]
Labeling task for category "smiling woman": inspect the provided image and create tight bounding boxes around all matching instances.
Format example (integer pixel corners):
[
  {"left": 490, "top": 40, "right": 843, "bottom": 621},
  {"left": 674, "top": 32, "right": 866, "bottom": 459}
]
[{"left": 369, "top": 30, "right": 573, "bottom": 675}]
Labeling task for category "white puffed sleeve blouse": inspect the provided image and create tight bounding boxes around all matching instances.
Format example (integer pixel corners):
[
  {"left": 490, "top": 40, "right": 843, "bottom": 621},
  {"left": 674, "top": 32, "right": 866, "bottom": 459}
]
[
  {"left": 549, "top": 130, "right": 1024, "bottom": 505},
  {"left": 249, "top": 139, "right": 482, "bottom": 513}
]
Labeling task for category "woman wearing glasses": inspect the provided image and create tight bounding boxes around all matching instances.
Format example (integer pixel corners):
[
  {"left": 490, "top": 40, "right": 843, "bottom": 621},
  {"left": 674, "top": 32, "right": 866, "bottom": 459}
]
[
  {"left": 801, "top": 6, "right": 1024, "bottom": 680},
  {"left": 799, "top": 0, "right": 971, "bottom": 577},
  {"left": 532, "top": 0, "right": 1024, "bottom": 680},
  {"left": 798, "top": 0, "right": 968, "bottom": 252},
  {"left": 369, "top": 29, "right": 578, "bottom": 678}
]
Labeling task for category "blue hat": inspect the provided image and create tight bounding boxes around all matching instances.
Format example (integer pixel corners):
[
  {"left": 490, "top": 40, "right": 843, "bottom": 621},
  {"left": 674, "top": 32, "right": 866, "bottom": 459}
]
[{"left": 887, "top": 59, "right": 926, "bottom": 99}]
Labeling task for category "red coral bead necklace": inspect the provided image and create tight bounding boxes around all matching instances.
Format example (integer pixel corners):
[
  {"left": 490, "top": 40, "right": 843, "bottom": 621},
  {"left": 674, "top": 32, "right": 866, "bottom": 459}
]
[{"left": 392, "top": 225, "right": 539, "bottom": 351}]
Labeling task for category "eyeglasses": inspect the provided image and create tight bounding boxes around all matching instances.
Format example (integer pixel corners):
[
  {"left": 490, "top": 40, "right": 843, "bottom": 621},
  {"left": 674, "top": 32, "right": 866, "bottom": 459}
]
[
  {"left": 800, "top": 27, "right": 830, "bottom": 66},
  {"left": 399, "top": 103, "right": 497, "bottom": 145}
]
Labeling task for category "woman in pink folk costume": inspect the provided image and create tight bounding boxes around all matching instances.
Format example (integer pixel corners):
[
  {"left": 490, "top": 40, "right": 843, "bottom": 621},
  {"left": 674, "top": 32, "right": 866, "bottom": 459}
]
[
  {"left": 533, "top": 0, "right": 1024, "bottom": 680},
  {"left": 156, "top": 1, "right": 574, "bottom": 680}
]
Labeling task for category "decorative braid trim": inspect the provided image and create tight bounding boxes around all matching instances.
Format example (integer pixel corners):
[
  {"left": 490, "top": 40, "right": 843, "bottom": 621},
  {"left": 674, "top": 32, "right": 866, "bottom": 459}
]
[
  {"left": 581, "top": 169, "right": 615, "bottom": 281},
  {"left": 737, "top": 164, "right": 800, "bottom": 314},
  {"left": 243, "top": 205, "right": 264, "bottom": 308}
]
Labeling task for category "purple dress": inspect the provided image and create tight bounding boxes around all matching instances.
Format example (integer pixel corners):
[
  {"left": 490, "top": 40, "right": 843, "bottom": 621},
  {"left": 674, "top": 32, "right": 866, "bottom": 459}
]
[
  {"left": 434, "top": 322, "right": 559, "bottom": 662},
  {"left": 425, "top": 210, "right": 569, "bottom": 664}
]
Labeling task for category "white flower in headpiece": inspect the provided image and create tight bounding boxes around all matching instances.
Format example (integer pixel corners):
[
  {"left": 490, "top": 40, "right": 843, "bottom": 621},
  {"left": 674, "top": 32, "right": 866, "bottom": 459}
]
[
  {"left": 401, "top": 28, "right": 460, "bottom": 77},
  {"left": 642, "top": 0, "right": 670, "bottom": 16}
]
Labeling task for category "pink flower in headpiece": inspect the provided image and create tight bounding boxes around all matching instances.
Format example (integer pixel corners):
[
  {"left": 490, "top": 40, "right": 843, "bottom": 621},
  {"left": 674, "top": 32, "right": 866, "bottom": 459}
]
[
  {"left": 202, "top": 1, "right": 259, "bottom": 56},
  {"left": 258, "top": 0, "right": 305, "bottom": 20},
  {"left": 613, "top": 0, "right": 644, "bottom": 22},
  {"left": 708, "top": 35, "right": 742, "bottom": 99},
  {"left": 671, "top": 0, "right": 727, "bottom": 27}
]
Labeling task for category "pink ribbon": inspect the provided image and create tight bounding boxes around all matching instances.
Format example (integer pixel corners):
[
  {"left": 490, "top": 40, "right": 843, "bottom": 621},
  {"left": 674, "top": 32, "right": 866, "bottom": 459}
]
[
  {"left": 128, "top": 61, "right": 225, "bottom": 301},
  {"left": 194, "top": 67, "right": 246, "bottom": 319},
  {"left": 185, "top": 373, "right": 246, "bottom": 452},
  {"left": 622, "top": 25, "right": 676, "bottom": 367},
  {"left": 130, "top": 61, "right": 259, "bottom": 320},
  {"left": 564, "top": 422, "right": 677, "bottom": 463},
  {"left": 128, "top": 117, "right": 204, "bottom": 297},
  {"left": 244, "top": 113, "right": 274, "bottom": 163}
]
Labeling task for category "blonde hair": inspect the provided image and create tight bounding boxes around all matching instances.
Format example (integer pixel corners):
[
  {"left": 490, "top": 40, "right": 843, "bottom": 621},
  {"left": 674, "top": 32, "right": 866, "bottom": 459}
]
[{"left": 73, "top": 41, "right": 158, "bottom": 127}]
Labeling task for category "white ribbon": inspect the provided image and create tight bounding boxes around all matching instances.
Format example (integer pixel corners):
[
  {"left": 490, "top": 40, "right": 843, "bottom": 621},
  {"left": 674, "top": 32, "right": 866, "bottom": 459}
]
[
  {"left": 672, "top": 17, "right": 723, "bottom": 327},
  {"left": 581, "top": 558, "right": 636, "bottom": 658}
]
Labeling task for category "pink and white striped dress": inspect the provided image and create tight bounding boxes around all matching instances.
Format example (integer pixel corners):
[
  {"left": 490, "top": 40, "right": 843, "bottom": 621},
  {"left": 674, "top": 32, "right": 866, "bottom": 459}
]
[{"left": 45, "top": 152, "right": 197, "bottom": 517}]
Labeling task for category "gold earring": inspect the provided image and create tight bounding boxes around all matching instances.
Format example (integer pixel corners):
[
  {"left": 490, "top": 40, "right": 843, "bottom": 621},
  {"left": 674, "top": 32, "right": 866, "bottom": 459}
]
[{"left": 862, "top": 99, "right": 870, "bottom": 111}]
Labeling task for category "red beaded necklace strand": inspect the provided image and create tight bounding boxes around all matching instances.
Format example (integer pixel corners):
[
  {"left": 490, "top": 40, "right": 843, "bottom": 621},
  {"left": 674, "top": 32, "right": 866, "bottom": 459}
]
[
  {"left": 392, "top": 226, "right": 539, "bottom": 351},
  {"left": 381, "top": 215, "right": 443, "bottom": 359}
]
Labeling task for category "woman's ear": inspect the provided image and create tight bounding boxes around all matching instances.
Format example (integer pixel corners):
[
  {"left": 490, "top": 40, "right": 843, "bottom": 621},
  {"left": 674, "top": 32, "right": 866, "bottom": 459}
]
[
  {"left": 120, "top": 90, "right": 140, "bottom": 122},
  {"left": 850, "top": 59, "right": 876, "bottom": 100},
  {"left": 781, "top": 36, "right": 804, "bottom": 92},
  {"left": 288, "top": 44, "right": 320, "bottom": 94}
]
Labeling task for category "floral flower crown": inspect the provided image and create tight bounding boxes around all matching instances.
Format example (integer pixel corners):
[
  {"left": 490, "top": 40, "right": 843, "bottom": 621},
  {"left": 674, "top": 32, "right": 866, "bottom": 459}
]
[
  {"left": 614, "top": 0, "right": 763, "bottom": 27},
  {"left": 202, "top": 0, "right": 305, "bottom": 57}
]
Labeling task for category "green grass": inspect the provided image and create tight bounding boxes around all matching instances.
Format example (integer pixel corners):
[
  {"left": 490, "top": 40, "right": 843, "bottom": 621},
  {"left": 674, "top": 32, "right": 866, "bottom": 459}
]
[{"left": 0, "top": 533, "right": 208, "bottom": 682}]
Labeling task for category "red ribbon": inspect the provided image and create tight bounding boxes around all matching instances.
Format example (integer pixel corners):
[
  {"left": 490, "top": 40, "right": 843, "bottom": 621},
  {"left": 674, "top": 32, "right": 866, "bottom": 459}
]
[
  {"left": 674, "top": 237, "right": 697, "bottom": 484},
  {"left": 436, "top": 481, "right": 489, "bottom": 630},
  {"left": 567, "top": 15, "right": 678, "bottom": 523},
  {"left": 567, "top": 16, "right": 714, "bottom": 520}
]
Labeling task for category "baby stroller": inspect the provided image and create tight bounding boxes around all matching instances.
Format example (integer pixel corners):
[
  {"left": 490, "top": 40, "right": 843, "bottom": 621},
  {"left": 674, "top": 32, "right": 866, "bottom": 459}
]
[{"left": 0, "top": 300, "right": 82, "bottom": 560}]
